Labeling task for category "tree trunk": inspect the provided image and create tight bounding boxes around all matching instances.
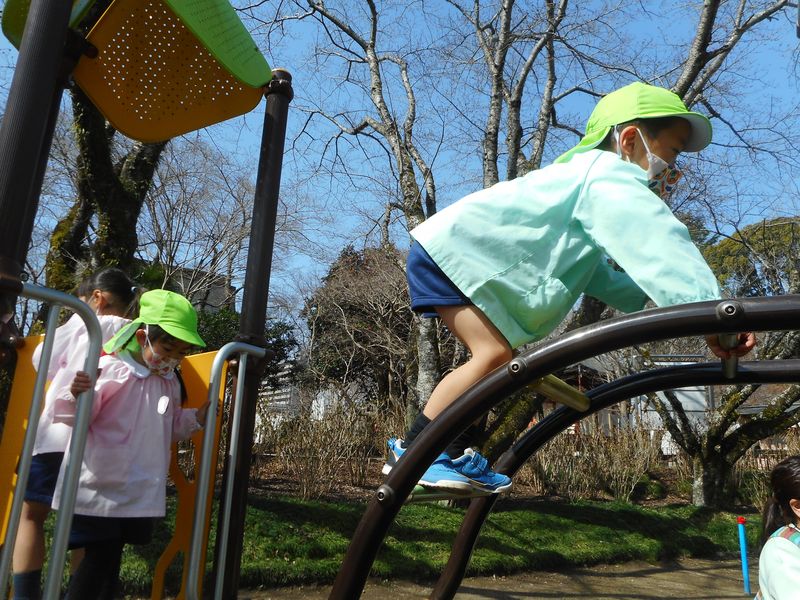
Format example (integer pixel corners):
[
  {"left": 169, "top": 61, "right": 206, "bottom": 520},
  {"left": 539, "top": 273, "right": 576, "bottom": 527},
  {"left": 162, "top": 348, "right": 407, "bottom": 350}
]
[
  {"left": 482, "top": 390, "right": 542, "bottom": 461},
  {"left": 45, "top": 87, "right": 167, "bottom": 293},
  {"left": 45, "top": 196, "right": 94, "bottom": 293},
  {"left": 410, "top": 315, "right": 439, "bottom": 424},
  {"left": 691, "top": 452, "right": 733, "bottom": 508}
]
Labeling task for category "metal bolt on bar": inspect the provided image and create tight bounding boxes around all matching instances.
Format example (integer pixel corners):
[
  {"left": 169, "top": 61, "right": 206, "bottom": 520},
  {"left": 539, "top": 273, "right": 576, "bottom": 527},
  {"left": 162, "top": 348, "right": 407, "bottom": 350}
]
[
  {"left": 716, "top": 300, "right": 743, "bottom": 379},
  {"left": 184, "top": 342, "right": 267, "bottom": 600},
  {"left": 0, "top": 283, "right": 101, "bottom": 600}
]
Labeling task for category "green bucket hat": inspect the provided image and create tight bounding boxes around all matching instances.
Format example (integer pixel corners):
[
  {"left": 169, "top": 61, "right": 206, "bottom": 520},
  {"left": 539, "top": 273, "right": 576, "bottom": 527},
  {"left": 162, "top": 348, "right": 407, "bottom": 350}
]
[
  {"left": 555, "top": 82, "right": 712, "bottom": 164},
  {"left": 104, "top": 289, "right": 206, "bottom": 353}
]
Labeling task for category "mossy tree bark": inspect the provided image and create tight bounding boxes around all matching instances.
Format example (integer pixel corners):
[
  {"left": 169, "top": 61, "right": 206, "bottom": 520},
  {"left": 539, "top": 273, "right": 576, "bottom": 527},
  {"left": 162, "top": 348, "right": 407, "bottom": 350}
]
[{"left": 45, "top": 86, "right": 167, "bottom": 293}]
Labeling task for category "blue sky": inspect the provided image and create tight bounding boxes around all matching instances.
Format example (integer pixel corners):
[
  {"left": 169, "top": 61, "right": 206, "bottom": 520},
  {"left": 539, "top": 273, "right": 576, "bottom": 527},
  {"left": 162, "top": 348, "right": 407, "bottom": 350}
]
[{"left": 1, "top": 1, "right": 799, "bottom": 312}]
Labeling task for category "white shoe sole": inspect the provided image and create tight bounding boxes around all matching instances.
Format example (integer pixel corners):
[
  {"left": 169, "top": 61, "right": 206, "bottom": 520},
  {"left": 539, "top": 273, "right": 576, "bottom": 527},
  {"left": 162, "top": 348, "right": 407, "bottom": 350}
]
[
  {"left": 384, "top": 462, "right": 475, "bottom": 492},
  {"left": 417, "top": 478, "right": 476, "bottom": 492},
  {"left": 476, "top": 480, "right": 513, "bottom": 494}
]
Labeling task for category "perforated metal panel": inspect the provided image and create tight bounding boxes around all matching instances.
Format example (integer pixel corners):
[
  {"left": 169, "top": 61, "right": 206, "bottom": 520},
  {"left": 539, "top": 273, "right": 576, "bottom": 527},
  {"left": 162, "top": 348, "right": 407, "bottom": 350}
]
[{"left": 72, "top": 0, "right": 269, "bottom": 142}]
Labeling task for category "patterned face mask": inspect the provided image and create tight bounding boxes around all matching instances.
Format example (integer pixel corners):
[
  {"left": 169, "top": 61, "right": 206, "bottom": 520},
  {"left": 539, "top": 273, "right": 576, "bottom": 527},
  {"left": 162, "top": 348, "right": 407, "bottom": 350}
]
[
  {"left": 616, "top": 127, "right": 683, "bottom": 199},
  {"left": 142, "top": 325, "right": 181, "bottom": 376},
  {"left": 647, "top": 162, "right": 683, "bottom": 199}
]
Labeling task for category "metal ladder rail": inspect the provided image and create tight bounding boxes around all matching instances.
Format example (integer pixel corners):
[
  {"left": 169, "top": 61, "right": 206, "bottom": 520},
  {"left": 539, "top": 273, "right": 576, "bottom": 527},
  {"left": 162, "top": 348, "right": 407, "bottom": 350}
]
[
  {"left": 430, "top": 358, "right": 800, "bottom": 599},
  {"left": 184, "top": 341, "right": 267, "bottom": 600},
  {"left": 0, "top": 283, "right": 101, "bottom": 600},
  {"left": 328, "top": 295, "right": 800, "bottom": 599}
]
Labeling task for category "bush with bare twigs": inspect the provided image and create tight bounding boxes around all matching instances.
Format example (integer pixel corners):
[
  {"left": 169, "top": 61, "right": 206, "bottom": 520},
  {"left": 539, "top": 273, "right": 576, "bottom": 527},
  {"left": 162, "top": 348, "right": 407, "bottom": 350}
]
[
  {"left": 254, "top": 391, "right": 408, "bottom": 499},
  {"left": 518, "top": 423, "right": 661, "bottom": 502}
]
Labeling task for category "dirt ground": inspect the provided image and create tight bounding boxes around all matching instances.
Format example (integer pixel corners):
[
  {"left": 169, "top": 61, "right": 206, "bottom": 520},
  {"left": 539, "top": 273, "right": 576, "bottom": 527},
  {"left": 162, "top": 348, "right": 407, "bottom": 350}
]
[{"left": 239, "top": 557, "right": 757, "bottom": 599}]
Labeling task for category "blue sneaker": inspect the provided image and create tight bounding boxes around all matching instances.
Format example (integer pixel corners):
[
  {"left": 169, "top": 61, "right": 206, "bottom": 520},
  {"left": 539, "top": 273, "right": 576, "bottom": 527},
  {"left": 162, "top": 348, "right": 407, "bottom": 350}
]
[
  {"left": 382, "top": 437, "right": 406, "bottom": 475},
  {"left": 450, "top": 448, "right": 512, "bottom": 493},
  {"left": 417, "top": 453, "right": 475, "bottom": 491},
  {"left": 383, "top": 438, "right": 474, "bottom": 492}
]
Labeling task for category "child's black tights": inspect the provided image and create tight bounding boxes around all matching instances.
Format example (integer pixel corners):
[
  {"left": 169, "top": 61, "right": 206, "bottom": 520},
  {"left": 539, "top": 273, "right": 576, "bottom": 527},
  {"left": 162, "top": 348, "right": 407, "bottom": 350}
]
[
  {"left": 65, "top": 540, "right": 123, "bottom": 600},
  {"left": 404, "top": 412, "right": 481, "bottom": 458}
]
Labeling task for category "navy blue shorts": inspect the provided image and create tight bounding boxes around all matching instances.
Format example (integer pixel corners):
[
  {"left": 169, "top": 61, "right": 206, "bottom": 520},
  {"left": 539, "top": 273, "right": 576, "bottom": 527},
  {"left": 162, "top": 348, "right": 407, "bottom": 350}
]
[
  {"left": 407, "top": 241, "right": 471, "bottom": 317},
  {"left": 24, "top": 452, "right": 64, "bottom": 505},
  {"left": 69, "top": 515, "right": 154, "bottom": 549}
]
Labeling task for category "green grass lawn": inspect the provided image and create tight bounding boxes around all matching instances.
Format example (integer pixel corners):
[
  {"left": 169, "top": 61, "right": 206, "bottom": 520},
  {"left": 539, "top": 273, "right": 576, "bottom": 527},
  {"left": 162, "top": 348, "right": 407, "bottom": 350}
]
[{"left": 110, "top": 494, "right": 761, "bottom": 596}]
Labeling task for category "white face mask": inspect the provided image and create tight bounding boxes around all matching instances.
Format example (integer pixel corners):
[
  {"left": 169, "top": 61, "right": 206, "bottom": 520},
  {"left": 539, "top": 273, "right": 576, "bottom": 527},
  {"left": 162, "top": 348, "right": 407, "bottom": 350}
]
[
  {"left": 142, "top": 325, "right": 180, "bottom": 376},
  {"left": 615, "top": 127, "right": 683, "bottom": 199}
]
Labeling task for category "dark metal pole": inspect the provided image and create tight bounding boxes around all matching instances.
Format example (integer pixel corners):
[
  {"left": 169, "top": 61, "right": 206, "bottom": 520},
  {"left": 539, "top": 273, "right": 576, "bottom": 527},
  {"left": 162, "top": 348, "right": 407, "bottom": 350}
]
[
  {"left": 0, "top": 0, "right": 71, "bottom": 300},
  {"left": 218, "top": 69, "right": 293, "bottom": 600},
  {"left": 15, "top": 31, "right": 94, "bottom": 266}
]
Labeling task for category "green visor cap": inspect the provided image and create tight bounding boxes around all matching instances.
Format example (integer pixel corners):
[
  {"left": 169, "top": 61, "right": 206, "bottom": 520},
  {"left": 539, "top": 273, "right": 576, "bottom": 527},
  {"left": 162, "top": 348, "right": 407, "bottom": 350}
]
[
  {"left": 555, "top": 82, "right": 712, "bottom": 164},
  {"left": 104, "top": 289, "right": 206, "bottom": 353}
]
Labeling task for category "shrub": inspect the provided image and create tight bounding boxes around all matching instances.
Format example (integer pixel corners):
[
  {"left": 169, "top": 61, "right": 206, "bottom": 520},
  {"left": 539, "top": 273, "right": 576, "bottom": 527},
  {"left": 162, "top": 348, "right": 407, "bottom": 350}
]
[
  {"left": 259, "top": 390, "right": 389, "bottom": 498},
  {"left": 520, "top": 423, "right": 661, "bottom": 503}
]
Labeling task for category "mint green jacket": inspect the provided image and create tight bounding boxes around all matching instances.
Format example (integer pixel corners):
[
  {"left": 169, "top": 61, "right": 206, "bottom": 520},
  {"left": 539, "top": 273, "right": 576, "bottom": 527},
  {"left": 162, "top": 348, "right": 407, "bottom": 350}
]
[{"left": 410, "top": 149, "right": 721, "bottom": 348}]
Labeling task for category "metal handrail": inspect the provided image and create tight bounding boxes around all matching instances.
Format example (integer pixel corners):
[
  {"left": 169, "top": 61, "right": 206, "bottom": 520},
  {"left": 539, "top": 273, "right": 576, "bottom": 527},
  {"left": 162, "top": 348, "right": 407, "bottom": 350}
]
[
  {"left": 184, "top": 342, "right": 267, "bottom": 600},
  {"left": 0, "top": 283, "right": 101, "bottom": 600}
]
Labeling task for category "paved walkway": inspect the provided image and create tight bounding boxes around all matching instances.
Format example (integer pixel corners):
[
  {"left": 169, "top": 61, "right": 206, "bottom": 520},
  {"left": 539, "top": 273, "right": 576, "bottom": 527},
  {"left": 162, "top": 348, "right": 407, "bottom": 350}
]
[{"left": 240, "top": 558, "right": 757, "bottom": 599}]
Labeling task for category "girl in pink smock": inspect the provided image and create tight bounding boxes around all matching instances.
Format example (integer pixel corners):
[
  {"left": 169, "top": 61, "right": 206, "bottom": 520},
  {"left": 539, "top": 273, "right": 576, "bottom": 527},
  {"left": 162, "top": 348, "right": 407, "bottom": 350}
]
[
  {"left": 52, "top": 289, "right": 208, "bottom": 600},
  {"left": 13, "top": 267, "right": 138, "bottom": 600}
]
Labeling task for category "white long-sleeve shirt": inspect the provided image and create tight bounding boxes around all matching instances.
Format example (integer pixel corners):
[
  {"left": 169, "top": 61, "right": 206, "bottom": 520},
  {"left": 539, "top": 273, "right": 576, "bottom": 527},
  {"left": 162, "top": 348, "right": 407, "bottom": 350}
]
[
  {"left": 51, "top": 351, "right": 201, "bottom": 518},
  {"left": 32, "top": 313, "right": 130, "bottom": 455},
  {"left": 758, "top": 526, "right": 800, "bottom": 600}
]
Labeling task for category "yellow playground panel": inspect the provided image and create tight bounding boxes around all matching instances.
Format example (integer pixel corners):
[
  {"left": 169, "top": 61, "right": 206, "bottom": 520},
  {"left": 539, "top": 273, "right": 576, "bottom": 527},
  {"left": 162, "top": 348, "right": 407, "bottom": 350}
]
[
  {"left": 151, "top": 350, "right": 227, "bottom": 600},
  {"left": 0, "top": 342, "right": 226, "bottom": 600},
  {"left": 72, "top": 0, "right": 273, "bottom": 142},
  {"left": 0, "top": 335, "right": 42, "bottom": 542},
  {"left": 2, "top": 0, "right": 273, "bottom": 143}
]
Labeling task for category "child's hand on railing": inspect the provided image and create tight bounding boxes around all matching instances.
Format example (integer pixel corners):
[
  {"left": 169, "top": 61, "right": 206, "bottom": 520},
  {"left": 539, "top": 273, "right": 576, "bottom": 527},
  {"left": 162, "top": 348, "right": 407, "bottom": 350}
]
[
  {"left": 70, "top": 370, "right": 93, "bottom": 397},
  {"left": 196, "top": 400, "right": 212, "bottom": 428},
  {"left": 705, "top": 332, "right": 756, "bottom": 359}
]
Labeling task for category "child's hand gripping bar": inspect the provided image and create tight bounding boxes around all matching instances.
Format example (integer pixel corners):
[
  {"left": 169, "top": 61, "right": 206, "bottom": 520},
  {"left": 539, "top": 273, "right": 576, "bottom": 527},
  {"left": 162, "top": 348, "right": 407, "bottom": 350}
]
[{"left": 718, "top": 333, "right": 739, "bottom": 379}]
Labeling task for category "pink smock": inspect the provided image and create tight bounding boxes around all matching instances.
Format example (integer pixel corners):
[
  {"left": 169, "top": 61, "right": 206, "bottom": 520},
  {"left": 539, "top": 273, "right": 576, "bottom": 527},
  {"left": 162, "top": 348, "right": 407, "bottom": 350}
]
[
  {"left": 51, "top": 351, "right": 201, "bottom": 518},
  {"left": 32, "top": 314, "right": 130, "bottom": 455}
]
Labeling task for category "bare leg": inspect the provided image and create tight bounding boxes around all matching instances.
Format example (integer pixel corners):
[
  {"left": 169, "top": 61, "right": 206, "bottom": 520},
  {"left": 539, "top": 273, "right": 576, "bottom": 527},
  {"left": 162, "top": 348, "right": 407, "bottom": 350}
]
[
  {"left": 12, "top": 501, "right": 49, "bottom": 573},
  {"left": 422, "top": 305, "right": 512, "bottom": 420},
  {"left": 70, "top": 547, "right": 85, "bottom": 574}
]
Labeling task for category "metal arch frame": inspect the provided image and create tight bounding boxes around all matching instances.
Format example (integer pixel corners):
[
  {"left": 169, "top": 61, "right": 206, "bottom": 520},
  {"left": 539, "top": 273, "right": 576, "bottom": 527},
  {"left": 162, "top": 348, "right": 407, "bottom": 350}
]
[
  {"left": 329, "top": 294, "right": 800, "bottom": 599},
  {"left": 430, "top": 359, "right": 800, "bottom": 599}
]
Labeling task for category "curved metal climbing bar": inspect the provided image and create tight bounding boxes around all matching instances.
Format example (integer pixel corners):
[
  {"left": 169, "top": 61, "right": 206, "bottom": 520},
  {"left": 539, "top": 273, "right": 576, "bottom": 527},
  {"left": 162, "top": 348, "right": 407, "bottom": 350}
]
[
  {"left": 328, "top": 295, "right": 800, "bottom": 599},
  {"left": 430, "top": 358, "right": 800, "bottom": 599}
]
